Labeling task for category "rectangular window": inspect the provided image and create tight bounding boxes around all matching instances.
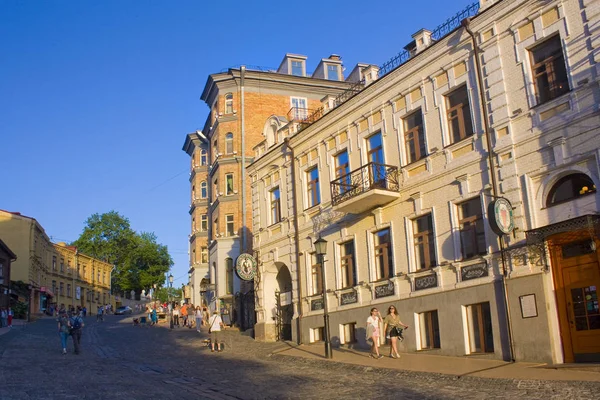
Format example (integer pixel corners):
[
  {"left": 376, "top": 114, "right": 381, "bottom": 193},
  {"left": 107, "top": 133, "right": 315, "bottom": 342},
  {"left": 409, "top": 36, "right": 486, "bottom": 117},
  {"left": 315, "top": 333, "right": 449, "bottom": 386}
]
[
  {"left": 446, "top": 85, "right": 474, "bottom": 144},
  {"left": 311, "top": 327, "right": 324, "bottom": 342},
  {"left": 291, "top": 97, "right": 308, "bottom": 120},
  {"left": 466, "top": 302, "right": 494, "bottom": 353},
  {"left": 458, "top": 198, "right": 486, "bottom": 259},
  {"left": 60, "top": 260, "right": 65, "bottom": 273},
  {"left": 201, "top": 214, "right": 208, "bottom": 232},
  {"left": 530, "top": 35, "right": 569, "bottom": 105},
  {"left": 271, "top": 187, "right": 281, "bottom": 225},
  {"left": 52, "top": 256, "right": 57, "bottom": 271},
  {"left": 374, "top": 228, "right": 394, "bottom": 279},
  {"left": 413, "top": 214, "right": 436, "bottom": 269},
  {"left": 327, "top": 64, "right": 339, "bottom": 81},
  {"left": 200, "top": 149, "right": 207, "bottom": 166},
  {"left": 311, "top": 253, "right": 323, "bottom": 295},
  {"left": 67, "top": 284, "right": 71, "bottom": 298},
  {"left": 226, "top": 214, "right": 235, "bottom": 236},
  {"left": 291, "top": 60, "right": 304, "bottom": 76},
  {"left": 226, "top": 258, "right": 234, "bottom": 295},
  {"left": 334, "top": 150, "right": 351, "bottom": 194},
  {"left": 306, "top": 167, "right": 321, "bottom": 208},
  {"left": 404, "top": 109, "right": 426, "bottom": 163},
  {"left": 60, "top": 282, "right": 64, "bottom": 296},
  {"left": 340, "top": 240, "right": 357, "bottom": 288},
  {"left": 367, "top": 132, "right": 386, "bottom": 187},
  {"left": 201, "top": 247, "right": 208, "bottom": 263},
  {"left": 419, "top": 310, "right": 441, "bottom": 349},
  {"left": 341, "top": 323, "right": 357, "bottom": 344},
  {"left": 226, "top": 173, "right": 234, "bottom": 195},
  {"left": 52, "top": 280, "right": 57, "bottom": 295}
]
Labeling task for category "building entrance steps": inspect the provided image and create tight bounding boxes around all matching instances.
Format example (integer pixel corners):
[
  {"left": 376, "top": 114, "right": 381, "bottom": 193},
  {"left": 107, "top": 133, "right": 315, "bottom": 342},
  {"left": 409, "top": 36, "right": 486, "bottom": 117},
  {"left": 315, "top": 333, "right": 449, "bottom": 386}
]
[{"left": 271, "top": 343, "right": 600, "bottom": 382}]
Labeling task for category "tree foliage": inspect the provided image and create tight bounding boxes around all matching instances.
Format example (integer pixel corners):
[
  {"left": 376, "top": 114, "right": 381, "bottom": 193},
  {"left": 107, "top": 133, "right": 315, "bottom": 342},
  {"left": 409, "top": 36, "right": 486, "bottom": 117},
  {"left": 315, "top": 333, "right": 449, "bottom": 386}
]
[{"left": 71, "top": 211, "right": 173, "bottom": 294}]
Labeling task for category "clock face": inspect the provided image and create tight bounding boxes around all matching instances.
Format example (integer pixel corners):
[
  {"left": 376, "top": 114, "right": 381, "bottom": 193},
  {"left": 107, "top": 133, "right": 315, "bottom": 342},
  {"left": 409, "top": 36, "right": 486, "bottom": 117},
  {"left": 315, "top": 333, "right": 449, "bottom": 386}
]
[{"left": 492, "top": 198, "right": 514, "bottom": 235}]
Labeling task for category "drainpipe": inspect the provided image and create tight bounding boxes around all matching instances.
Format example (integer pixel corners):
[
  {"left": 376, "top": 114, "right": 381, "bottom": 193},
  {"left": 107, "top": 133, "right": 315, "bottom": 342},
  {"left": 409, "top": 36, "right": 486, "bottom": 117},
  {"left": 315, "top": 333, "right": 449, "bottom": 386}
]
[
  {"left": 241, "top": 66, "right": 247, "bottom": 253},
  {"left": 462, "top": 17, "right": 515, "bottom": 362},
  {"left": 285, "top": 137, "right": 303, "bottom": 345}
]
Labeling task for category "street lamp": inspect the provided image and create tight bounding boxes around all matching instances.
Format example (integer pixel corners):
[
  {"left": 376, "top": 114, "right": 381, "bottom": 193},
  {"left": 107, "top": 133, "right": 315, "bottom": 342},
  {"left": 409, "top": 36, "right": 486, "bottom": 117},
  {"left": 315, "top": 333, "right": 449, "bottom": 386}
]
[
  {"left": 314, "top": 236, "right": 332, "bottom": 359},
  {"left": 168, "top": 273, "right": 174, "bottom": 329}
]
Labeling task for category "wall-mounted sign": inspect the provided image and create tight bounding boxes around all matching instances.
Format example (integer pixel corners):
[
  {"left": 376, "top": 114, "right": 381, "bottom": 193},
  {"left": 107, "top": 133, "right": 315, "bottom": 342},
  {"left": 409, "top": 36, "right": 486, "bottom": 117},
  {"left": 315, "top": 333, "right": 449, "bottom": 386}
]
[
  {"left": 340, "top": 291, "right": 358, "bottom": 305},
  {"left": 374, "top": 282, "right": 395, "bottom": 298},
  {"left": 519, "top": 294, "right": 538, "bottom": 318},
  {"left": 280, "top": 291, "right": 292, "bottom": 306},
  {"left": 461, "top": 263, "right": 489, "bottom": 281},
  {"left": 489, "top": 197, "right": 514, "bottom": 235},
  {"left": 414, "top": 274, "right": 438, "bottom": 291},
  {"left": 311, "top": 298, "right": 324, "bottom": 311},
  {"left": 236, "top": 253, "right": 257, "bottom": 281}
]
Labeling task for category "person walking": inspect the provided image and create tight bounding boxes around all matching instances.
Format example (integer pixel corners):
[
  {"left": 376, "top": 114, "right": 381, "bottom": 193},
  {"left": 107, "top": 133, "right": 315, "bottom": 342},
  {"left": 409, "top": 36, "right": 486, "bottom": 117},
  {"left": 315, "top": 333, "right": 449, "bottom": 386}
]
[
  {"left": 187, "top": 304, "right": 195, "bottom": 329},
  {"left": 151, "top": 307, "right": 158, "bottom": 325},
  {"left": 195, "top": 306, "right": 202, "bottom": 332},
  {"left": 69, "top": 311, "right": 84, "bottom": 355},
  {"left": 57, "top": 311, "right": 71, "bottom": 355},
  {"left": 0, "top": 308, "right": 7, "bottom": 328},
  {"left": 208, "top": 311, "right": 224, "bottom": 352},
  {"left": 173, "top": 305, "right": 180, "bottom": 327},
  {"left": 383, "top": 305, "right": 409, "bottom": 359},
  {"left": 202, "top": 307, "right": 209, "bottom": 327},
  {"left": 180, "top": 304, "right": 188, "bottom": 327},
  {"left": 97, "top": 305, "right": 104, "bottom": 322},
  {"left": 366, "top": 307, "right": 384, "bottom": 359},
  {"left": 7, "top": 307, "right": 13, "bottom": 328}
]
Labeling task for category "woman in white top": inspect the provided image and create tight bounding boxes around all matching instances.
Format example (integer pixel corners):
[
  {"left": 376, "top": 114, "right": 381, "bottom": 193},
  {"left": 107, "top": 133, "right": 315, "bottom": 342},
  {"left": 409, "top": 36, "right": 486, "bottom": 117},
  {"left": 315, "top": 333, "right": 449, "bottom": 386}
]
[
  {"left": 195, "top": 306, "right": 203, "bottom": 333},
  {"left": 173, "top": 306, "right": 180, "bottom": 327},
  {"left": 366, "top": 307, "right": 384, "bottom": 359}
]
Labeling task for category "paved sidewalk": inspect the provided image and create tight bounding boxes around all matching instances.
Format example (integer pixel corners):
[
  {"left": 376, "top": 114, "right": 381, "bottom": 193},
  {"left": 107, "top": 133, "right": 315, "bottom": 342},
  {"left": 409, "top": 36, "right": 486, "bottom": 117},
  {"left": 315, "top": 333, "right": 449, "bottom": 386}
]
[
  {"left": 0, "top": 318, "right": 27, "bottom": 337},
  {"left": 271, "top": 341, "right": 600, "bottom": 382}
]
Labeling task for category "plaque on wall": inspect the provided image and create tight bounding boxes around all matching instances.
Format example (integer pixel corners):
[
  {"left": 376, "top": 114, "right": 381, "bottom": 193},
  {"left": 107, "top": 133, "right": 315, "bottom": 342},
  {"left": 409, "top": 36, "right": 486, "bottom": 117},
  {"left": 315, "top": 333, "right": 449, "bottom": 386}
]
[
  {"left": 414, "top": 274, "right": 438, "bottom": 291},
  {"left": 340, "top": 291, "right": 358, "bottom": 305},
  {"left": 519, "top": 294, "right": 538, "bottom": 318},
  {"left": 311, "top": 298, "right": 324, "bottom": 311},
  {"left": 374, "top": 282, "right": 395, "bottom": 298},
  {"left": 461, "top": 263, "right": 489, "bottom": 281}
]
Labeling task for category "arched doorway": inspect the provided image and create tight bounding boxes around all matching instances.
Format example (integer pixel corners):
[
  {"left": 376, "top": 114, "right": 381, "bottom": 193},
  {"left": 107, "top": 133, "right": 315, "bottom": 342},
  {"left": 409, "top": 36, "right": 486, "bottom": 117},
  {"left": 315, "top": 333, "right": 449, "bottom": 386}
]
[{"left": 275, "top": 264, "right": 293, "bottom": 341}]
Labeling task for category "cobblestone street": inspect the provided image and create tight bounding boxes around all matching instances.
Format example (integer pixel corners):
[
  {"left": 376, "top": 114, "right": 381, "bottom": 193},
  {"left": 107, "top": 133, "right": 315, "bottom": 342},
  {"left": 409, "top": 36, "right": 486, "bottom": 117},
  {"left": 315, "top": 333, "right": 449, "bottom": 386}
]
[{"left": 0, "top": 315, "right": 599, "bottom": 399}]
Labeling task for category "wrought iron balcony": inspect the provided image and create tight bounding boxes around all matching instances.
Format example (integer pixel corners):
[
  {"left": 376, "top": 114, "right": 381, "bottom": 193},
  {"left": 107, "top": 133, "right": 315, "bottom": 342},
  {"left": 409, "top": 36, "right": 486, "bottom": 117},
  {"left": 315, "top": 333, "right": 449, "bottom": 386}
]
[{"left": 330, "top": 162, "right": 400, "bottom": 214}]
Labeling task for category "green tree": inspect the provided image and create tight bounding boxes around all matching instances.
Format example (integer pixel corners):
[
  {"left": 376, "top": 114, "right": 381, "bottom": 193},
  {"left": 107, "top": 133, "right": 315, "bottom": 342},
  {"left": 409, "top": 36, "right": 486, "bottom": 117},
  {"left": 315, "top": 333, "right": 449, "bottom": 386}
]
[{"left": 71, "top": 211, "right": 173, "bottom": 295}]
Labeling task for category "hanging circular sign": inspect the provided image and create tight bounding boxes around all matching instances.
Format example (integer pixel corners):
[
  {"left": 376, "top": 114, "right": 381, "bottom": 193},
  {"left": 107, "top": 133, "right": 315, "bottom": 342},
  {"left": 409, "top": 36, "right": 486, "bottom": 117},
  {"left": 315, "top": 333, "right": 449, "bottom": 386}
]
[
  {"left": 489, "top": 197, "right": 514, "bottom": 235},
  {"left": 235, "top": 253, "right": 257, "bottom": 281}
]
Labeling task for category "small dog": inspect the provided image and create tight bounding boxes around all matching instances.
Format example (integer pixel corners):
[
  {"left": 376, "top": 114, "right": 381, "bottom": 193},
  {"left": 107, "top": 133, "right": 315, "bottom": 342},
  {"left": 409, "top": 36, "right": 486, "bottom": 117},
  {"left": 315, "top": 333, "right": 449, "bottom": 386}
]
[{"left": 133, "top": 318, "right": 140, "bottom": 326}]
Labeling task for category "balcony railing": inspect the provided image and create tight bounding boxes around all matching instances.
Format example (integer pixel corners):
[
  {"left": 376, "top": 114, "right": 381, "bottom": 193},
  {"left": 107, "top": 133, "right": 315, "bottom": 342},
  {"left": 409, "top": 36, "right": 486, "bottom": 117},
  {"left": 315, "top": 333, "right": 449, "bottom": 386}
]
[
  {"left": 331, "top": 162, "right": 400, "bottom": 206},
  {"left": 287, "top": 107, "right": 322, "bottom": 123}
]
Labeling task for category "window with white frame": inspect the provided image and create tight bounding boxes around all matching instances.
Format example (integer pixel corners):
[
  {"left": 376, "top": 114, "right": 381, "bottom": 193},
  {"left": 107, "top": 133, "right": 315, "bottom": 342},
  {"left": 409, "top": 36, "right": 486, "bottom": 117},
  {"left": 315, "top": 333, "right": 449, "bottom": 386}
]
[
  {"left": 291, "top": 60, "right": 304, "bottom": 77},
  {"left": 270, "top": 187, "right": 281, "bottom": 225},
  {"left": 529, "top": 35, "right": 569, "bottom": 105},
  {"left": 339, "top": 240, "right": 357, "bottom": 289},
  {"left": 291, "top": 97, "right": 308, "bottom": 120},
  {"left": 201, "top": 214, "right": 208, "bottom": 232},
  {"left": 457, "top": 198, "right": 486, "bottom": 259},
  {"left": 341, "top": 322, "right": 357, "bottom": 344},
  {"left": 226, "top": 173, "right": 234, "bottom": 195},
  {"left": 310, "top": 253, "right": 323, "bottom": 295},
  {"left": 201, "top": 181, "right": 207, "bottom": 199},
  {"left": 225, "top": 133, "right": 234, "bottom": 154},
  {"left": 201, "top": 247, "right": 208, "bottom": 263},
  {"left": 413, "top": 214, "right": 436, "bottom": 270},
  {"left": 404, "top": 109, "right": 426, "bottom": 164},
  {"left": 374, "top": 228, "right": 394, "bottom": 280},
  {"left": 326, "top": 64, "right": 339, "bottom": 81},
  {"left": 311, "top": 327, "right": 324, "bottom": 342},
  {"left": 418, "top": 310, "right": 440, "bottom": 349},
  {"left": 306, "top": 166, "right": 320, "bottom": 208},
  {"left": 546, "top": 173, "right": 596, "bottom": 207},
  {"left": 225, "top": 93, "right": 233, "bottom": 114},
  {"left": 445, "top": 85, "right": 474, "bottom": 144},
  {"left": 52, "top": 256, "right": 56, "bottom": 271},
  {"left": 465, "top": 302, "right": 494, "bottom": 353},
  {"left": 334, "top": 150, "right": 351, "bottom": 194},
  {"left": 226, "top": 214, "right": 235, "bottom": 236},
  {"left": 200, "top": 149, "right": 207, "bottom": 166}
]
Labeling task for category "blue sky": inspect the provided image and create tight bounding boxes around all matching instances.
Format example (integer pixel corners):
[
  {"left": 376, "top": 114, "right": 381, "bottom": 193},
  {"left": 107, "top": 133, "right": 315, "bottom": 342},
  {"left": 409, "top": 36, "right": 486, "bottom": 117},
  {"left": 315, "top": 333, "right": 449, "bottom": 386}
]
[{"left": 0, "top": 0, "right": 475, "bottom": 286}]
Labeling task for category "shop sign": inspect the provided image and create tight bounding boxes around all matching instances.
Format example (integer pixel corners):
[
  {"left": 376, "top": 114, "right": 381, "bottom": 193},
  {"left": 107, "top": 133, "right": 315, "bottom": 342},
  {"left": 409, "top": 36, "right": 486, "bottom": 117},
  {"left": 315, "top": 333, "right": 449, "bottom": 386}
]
[
  {"left": 311, "top": 298, "right": 324, "bottom": 311},
  {"left": 374, "top": 282, "right": 395, "bottom": 298},
  {"left": 236, "top": 253, "right": 257, "bottom": 281},
  {"left": 414, "top": 274, "right": 438, "bottom": 291},
  {"left": 280, "top": 291, "right": 292, "bottom": 306},
  {"left": 489, "top": 197, "right": 514, "bottom": 235},
  {"left": 461, "top": 263, "right": 489, "bottom": 281},
  {"left": 340, "top": 291, "right": 358, "bottom": 305}
]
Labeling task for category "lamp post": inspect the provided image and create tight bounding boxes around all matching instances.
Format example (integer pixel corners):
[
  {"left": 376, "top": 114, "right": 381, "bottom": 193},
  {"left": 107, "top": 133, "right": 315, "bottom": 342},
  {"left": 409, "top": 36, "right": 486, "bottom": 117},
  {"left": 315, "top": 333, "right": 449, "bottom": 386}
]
[
  {"left": 314, "top": 236, "right": 332, "bottom": 359},
  {"left": 168, "top": 273, "right": 174, "bottom": 329}
]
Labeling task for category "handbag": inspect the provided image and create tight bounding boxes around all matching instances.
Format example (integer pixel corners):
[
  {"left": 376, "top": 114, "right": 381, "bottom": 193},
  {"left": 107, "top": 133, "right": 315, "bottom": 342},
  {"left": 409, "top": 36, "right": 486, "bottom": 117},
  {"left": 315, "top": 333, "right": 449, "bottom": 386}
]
[
  {"left": 208, "top": 316, "right": 217, "bottom": 334},
  {"left": 394, "top": 326, "right": 404, "bottom": 341}
]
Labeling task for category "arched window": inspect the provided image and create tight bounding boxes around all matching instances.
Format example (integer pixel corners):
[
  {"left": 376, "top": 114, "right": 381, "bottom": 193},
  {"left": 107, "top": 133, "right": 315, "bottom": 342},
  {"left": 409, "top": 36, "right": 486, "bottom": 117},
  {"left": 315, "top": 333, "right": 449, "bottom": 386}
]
[
  {"left": 225, "top": 133, "right": 233, "bottom": 154},
  {"left": 225, "top": 93, "right": 233, "bottom": 114},
  {"left": 225, "top": 258, "right": 234, "bottom": 294},
  {"left": 200, "top": 181, "right": 207, "bottom": 199},
  {"left": 200, "top": 149, "right": 207, "bottom": 166},
  {"left": 546, "top": 173, "right": 596, "bottom": 207}
]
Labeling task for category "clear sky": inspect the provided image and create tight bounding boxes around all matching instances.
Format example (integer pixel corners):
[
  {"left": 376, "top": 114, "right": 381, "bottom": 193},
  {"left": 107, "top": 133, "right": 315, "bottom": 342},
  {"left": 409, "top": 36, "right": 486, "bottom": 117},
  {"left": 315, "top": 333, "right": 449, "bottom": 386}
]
[{"left": 0, "top": 0, "right": 476, "bottom": 286}]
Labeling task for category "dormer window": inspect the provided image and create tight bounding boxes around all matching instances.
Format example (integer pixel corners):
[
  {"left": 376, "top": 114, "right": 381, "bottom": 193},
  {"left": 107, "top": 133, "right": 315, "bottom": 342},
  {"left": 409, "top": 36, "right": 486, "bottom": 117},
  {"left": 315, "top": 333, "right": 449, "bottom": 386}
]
[
  {"left": 291, "top": 60, "right": 304, "bottom": 76},
  {"left": 327, "top": 64, "right": 339, "bottom": 81}
]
